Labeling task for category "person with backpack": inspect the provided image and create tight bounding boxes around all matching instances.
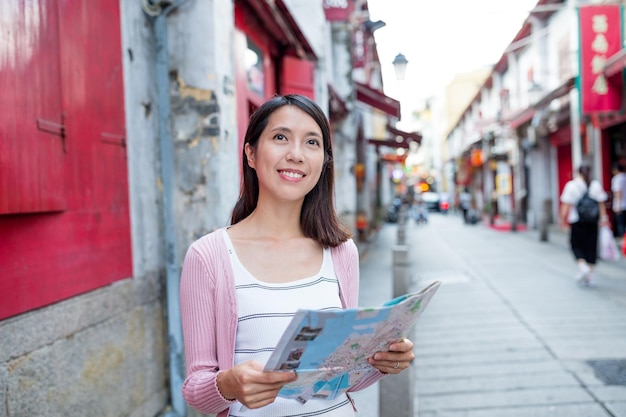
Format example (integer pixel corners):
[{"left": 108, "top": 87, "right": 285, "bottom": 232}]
[{"left": 559, "top": 162, "right": 608, "bottom": 286}]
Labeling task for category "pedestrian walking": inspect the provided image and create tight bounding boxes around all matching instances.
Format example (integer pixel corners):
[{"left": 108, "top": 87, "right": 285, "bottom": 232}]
[
  {"left": 610, "top": 161, "right": 626, "bottom": 240},
  {"left": 179, "top": 94, "right": 415, "bottom": 417},
  {"left": 413, "top": 195, "right": 428, "bottom": 224},
  {"left": 559, "top": 162, "right": 608, "bottom": 286},
  {"left": 459, "top": 188, "right": 471, "bottom": 223}
]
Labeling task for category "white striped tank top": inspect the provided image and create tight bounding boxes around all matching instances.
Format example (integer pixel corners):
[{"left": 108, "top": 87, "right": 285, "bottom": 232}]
[{"left": 223, "top": 232, "right": 355, "bottom": 417}]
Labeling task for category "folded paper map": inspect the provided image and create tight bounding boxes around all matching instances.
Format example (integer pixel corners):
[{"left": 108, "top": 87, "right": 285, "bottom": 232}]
[{"left": 263, "top": 280, "right": 441, "bottom": 403}]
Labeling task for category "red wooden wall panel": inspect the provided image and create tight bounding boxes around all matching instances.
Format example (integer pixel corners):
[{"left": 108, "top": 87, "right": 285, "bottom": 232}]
[{"left": 0, "top": 0, "right": 132, "bottom": 320}]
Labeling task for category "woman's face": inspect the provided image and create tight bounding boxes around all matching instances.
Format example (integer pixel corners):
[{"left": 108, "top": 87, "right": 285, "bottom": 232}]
[{"left": 245, "top": 105, "right": 325, "bottom": 204}]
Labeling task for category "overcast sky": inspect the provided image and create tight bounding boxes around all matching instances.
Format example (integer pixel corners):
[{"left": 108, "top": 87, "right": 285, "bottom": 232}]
[{"left": 367, "top": 0, "right": 539, "bottom": 114}]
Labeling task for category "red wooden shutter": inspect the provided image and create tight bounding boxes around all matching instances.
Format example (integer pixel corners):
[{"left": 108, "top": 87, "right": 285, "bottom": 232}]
[
  {"left": 0, "top": 0, "right": 131, "bottom": 320},
  {"left": 280, "top": 56, "right": 315, "bottom": 98},
  {"left": 0, "top": 0, "right": 66, "bottom": 214}
]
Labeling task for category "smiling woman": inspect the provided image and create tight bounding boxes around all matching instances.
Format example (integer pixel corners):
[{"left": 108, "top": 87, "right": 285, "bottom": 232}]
[
  {"left": 231, "top": 94, "right": 341, "bottom": 245},
  {"left": 179, "top": 94, "right": 418, "bottom": 417}
]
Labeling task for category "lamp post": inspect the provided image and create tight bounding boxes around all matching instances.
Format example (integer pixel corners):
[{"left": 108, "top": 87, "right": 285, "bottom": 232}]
[
  {"left": 392, "top": 52, "right": 408, "bottom": 81},
  {"left": 382, "top": 51, "right": 413, "bottom": 417}
]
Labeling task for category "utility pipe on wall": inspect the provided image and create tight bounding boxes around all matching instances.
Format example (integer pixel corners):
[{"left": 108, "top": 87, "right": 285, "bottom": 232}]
[{"left": 142, "top": 1, "right": 192, "bottom": 415}]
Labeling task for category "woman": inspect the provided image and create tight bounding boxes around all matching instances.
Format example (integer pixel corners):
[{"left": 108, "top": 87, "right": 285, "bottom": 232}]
[
  {"left": 559, "top": 162, "right": 608, "bottom": 286},
  {"left": 180, "top": 94, "right": 415, "bottom": 416}
]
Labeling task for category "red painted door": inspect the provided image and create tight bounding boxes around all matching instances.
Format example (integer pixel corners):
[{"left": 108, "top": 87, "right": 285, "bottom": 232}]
[
  {"left": 557, "top": 144, "right": 573, "bottom": 196},
  {"left": 551, "top": 125, "right": 572, "bottom": 201}
]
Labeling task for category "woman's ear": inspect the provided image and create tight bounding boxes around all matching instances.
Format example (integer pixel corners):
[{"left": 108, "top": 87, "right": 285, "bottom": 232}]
[{"left": 245, "top": 143, "right": 255, "bottom": 168}]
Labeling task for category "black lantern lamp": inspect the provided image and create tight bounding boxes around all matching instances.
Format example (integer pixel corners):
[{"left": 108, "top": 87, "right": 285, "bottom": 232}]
[{"left": 392, "top": 52, "right": 408, "bottom": 81}]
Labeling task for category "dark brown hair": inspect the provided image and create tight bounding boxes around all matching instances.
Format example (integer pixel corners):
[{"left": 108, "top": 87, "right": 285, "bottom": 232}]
[
  {"left": 230, "top": 94, "right": 350, "bottom": 247},
  {"left": 579, "top": 162, "right": 592, "bottom": 185}
]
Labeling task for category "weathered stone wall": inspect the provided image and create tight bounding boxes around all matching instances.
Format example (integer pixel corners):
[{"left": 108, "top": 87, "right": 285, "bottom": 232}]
[
  {"left": 0, "top": 274, "right": 168, "bottom": 417},
  {"left": 167, "top": 0, "right": 240, "bottom": 258}
]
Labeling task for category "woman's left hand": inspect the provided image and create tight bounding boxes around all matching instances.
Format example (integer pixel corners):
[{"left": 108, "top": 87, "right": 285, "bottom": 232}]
[{"left": 368, "top": 338, "right": 415, "bottom": 375}]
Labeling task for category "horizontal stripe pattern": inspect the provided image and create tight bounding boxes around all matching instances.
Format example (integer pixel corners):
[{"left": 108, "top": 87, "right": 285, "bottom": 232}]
[{"left": 223, "top": 232, "right": 354, "bottom": 416}]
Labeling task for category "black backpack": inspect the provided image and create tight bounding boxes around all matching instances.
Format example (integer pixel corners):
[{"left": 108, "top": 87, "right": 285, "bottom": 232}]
[{"left": 576, "top": 186, "right": 599, "bottom": 223}]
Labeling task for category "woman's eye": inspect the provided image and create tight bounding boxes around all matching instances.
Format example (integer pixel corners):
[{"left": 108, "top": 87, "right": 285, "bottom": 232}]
[
  {"left": 307, "top": 138, "right": 321, "bottom": 146},
  {"left": 275, "top": 134, "right": 287, "bottom": 141}
]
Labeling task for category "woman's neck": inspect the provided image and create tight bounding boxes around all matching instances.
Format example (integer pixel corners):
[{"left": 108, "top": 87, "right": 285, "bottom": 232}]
[{"left": 238, "top": 202, "right": 304, "bottom": 239}]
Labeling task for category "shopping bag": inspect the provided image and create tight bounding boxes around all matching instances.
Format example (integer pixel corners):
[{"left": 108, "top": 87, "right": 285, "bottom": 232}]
[{"left": 599, "top": 225, "right": 621, "bottom": 261}]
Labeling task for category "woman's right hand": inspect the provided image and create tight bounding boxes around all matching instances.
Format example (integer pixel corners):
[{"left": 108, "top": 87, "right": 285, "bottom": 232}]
[{"left": 216, "top": 360, "right": 298, "bottom": 409}]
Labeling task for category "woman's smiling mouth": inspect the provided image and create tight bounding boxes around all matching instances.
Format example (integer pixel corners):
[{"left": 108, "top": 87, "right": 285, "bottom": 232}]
[{"left": 279, "top": 170, "right": 305, "bottom": 179}]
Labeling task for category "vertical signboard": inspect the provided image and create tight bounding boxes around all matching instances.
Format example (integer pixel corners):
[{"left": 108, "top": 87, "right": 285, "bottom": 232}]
[{"left": 579, "top": 5, "right": 623, "bottom": 114}]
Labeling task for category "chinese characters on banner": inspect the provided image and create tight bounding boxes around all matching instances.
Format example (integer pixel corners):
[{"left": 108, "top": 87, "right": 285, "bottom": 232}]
[
  {"left": 579, "top": 5, "right": 623, "bottom": 114},
  {"left": 352, "top": 27, "right": 366, "bottom": 68}
]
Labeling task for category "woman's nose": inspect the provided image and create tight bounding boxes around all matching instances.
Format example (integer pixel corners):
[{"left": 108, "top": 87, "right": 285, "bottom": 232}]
[{"left": 287, "top": 144, "right": 304, "bottom": 162}]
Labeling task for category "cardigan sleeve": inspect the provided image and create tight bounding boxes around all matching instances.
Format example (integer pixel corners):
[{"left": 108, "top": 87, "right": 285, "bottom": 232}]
[
  {"left": 335, "top": 239, "right": 360, "bottom": 309},
  {"left": 180, "top": 239, "right": 235, "bottom": 415}
]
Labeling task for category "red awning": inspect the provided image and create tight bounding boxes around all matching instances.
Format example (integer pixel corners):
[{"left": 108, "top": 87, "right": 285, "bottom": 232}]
[
  {"left": 328, "top": 84, "right": 348, "bottom": 122},
  {"left": 505, "top": 77, "right": 575, "bottom": 129},
  {"left": 386, "top": 124, "right": 421, "bottom": 144},
  {"left": 534, "top": 77, "right": 575, "bottom": 108},
  {"left": 355, "top": 82, "right": 401, "bottom": 119},
  {"left": 604, "top": 48, "right": 626, "bottom": 77},
  {"left": 508, "top": 108, "right": 535, "bottom": 129},
  {"left": 368, "top": 124, "right": 422, "bottom": 149}
]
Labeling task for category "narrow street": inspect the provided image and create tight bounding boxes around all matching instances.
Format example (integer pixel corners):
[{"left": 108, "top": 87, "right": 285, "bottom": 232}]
[{"left": 352, "top": 212, "right": 626, "bottom": 417}]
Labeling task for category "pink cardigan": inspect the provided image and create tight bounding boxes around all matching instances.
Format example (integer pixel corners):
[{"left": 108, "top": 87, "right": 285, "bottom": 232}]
[{"left": 179, "top": 228, "right": 385, "bottom": 416}]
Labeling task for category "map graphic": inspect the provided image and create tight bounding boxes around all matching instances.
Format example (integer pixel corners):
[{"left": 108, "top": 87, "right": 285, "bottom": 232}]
[{"left": 263, "top": 281, "right": 441, "bottom": 403}]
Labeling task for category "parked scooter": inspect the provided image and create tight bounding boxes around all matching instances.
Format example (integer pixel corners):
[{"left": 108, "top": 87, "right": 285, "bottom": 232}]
[{"left": 439, "top": 200, "right": 449, "bottom": 214}]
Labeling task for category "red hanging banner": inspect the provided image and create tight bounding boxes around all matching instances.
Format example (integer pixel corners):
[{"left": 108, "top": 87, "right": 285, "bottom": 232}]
[
  {"left": 579, "top": 5, "right": 623, "bottom": 114},
  {"left": 323, "top": 0, "right": 355, "bottom": 22}
]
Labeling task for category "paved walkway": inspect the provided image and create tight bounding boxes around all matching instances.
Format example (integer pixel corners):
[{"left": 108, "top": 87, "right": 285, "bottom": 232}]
[{"left": 351, "top": 212, "right": 626, "bottom": 417}]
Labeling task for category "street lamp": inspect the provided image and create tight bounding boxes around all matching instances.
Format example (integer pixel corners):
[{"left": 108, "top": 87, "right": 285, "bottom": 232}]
[{"left": 392, "top": 52, "right": 408, "bottom": 81}]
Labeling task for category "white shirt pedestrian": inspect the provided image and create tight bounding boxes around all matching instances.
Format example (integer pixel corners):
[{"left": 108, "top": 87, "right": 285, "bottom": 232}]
[{"left": 611, "top": 170, "right": 626, "bottom": 212}]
